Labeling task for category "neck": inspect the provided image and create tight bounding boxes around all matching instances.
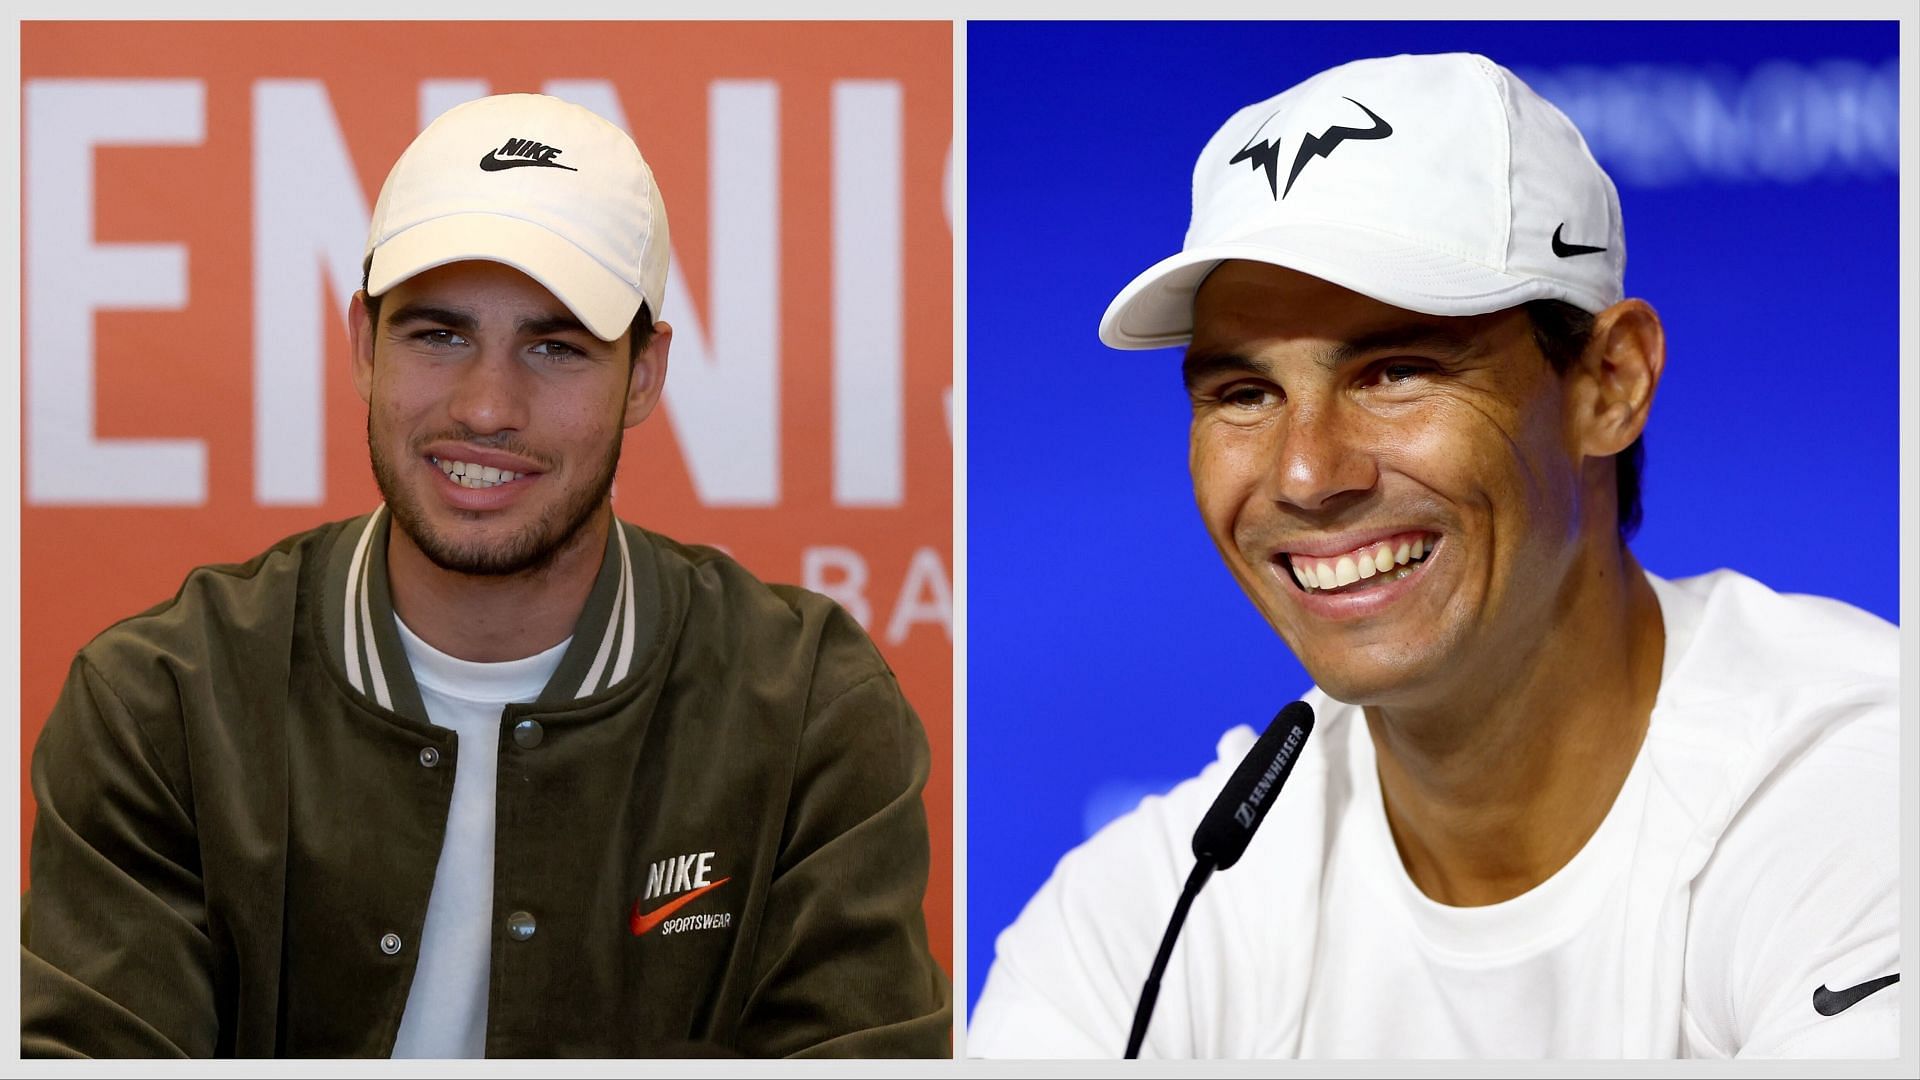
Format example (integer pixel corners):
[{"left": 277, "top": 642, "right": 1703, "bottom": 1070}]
[
  {"left": 1364, "top": 540, "right": 1665, "bottom": 906},
  {"left": 386, "top": 508, "right": 610, "bottom": 663}
]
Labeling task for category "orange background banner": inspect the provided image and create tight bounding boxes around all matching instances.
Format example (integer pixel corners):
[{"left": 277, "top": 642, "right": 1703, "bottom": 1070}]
[{"left": 19, "top": 21, "right": 953, "bottom": 975}]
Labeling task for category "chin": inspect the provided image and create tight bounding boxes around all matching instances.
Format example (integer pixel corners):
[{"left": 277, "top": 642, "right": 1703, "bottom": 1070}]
[{"left": 1285, "top": 636, "right": 1451, "bottom": 707}]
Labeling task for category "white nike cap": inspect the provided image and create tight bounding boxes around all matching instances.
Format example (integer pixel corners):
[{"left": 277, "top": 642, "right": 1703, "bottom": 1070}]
[
  {"left": 365, "top": 93, "right": 670, "bottom": 342},
  {"left": 1100, "top": 53, "right": 1625, "bottom": 350}
]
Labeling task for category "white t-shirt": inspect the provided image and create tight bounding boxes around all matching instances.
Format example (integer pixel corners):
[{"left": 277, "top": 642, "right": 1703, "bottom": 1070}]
[
  {"left": 969, "top": 570, "right": 1900, "bottom": 1059},
  {"left": 389, "top": 619, "right": 570, "bottom": 1060}
]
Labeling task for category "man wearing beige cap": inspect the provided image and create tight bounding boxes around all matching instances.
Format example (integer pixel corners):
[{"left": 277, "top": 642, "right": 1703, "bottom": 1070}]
[
  {"left": 24, "top": 93, "right": 949, "bottom": 1058},
  {"left": 970, "top": 53, "right": 1897, "bottom": 1059}
]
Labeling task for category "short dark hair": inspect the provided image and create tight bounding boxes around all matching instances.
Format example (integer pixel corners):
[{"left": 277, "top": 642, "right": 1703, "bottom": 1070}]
[
  {"left": 359, "top": 254, "right": 654, "bottom": 359},
  {"left": 1524, "top": 299, "right": 1645, "bottom": 541}
]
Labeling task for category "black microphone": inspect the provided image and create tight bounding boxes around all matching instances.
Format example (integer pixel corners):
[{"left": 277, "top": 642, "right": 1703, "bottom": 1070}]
[{"left": 1123, "top": 701, "right": 1314, "bottom": 1059}]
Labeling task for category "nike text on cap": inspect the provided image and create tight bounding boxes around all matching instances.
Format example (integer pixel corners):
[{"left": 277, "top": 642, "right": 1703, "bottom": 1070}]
[
  {"left": 364, "top": 93, "right": 669, "bottom": 342},
  {"left": 1099, "top": 52, "right": 1626, "bottom": 350}
]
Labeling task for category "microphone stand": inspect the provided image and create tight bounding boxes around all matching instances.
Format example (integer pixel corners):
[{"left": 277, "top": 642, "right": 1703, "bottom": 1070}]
[
  {"left": 1122, "top": 701, "right": 1312, "bottom": 1059},
  {"left": 1123, "top": 860, "right": 1214, "bottom": 1059}
]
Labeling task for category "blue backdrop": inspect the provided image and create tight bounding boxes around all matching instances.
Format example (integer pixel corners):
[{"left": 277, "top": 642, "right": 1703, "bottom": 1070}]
[{"left": 965, "top": 21, "right": 1901, "bottom": 1015}]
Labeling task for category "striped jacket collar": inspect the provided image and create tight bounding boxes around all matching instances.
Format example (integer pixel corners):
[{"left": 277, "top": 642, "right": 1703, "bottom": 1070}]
[{"left": 318, "top": 506, "right": 662, "bottom": 723}]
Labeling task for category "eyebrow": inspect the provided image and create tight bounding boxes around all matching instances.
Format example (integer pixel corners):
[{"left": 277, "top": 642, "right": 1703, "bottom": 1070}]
[
  {"left": 1182, "top": 322, "right": 1486, "bottom": 391},
  {"left": 516, "top": 313, "right": 595, "bottom": 339},
  {"left": 384, "top": 304, "right": 595, "bottom": 340},
  {"left": 1326, "top": 323, "right": 1482, "bottom": 366},
  {"left": 385, "top": 303, "right": 477, "bottom": 334},
  {"left": 1181, "top": 351, "right": 1266, "bottom": 392}
]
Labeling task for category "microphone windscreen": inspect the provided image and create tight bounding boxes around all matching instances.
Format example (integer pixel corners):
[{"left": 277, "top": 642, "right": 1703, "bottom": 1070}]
[{"left": 1190, "top": 701, "right": 1314, "bottom": 871}]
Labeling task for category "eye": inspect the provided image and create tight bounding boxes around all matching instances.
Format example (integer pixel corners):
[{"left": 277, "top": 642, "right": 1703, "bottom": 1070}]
[
  {"left": 1221, "top": 382, "right": 1279, "bottom": 409},
  {"left": 529, "top": 340, "right": 586, "bottom": 361},
  {"left": 1376, "top": 360, "right": 1433, "bottom": 385},
  {"left": 414, "top": 328, "right": 468, "bottom": 348}
]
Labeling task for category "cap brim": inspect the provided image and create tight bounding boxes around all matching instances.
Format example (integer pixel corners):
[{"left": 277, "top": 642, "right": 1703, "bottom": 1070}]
[
  {"left": 1098, "top": 222, "right": 1590, "bottom": 350},
  {"left": 367, "top": 212, "right": 644, "bottom": 342}
]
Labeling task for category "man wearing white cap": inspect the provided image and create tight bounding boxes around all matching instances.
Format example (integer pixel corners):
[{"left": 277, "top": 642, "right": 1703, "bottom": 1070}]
[
  {"left": 25, "top": 93, "right": 949, "bottom": 1058},
  {"left": 970, "top": 53, "right": 1897, "bottom": 1059}
]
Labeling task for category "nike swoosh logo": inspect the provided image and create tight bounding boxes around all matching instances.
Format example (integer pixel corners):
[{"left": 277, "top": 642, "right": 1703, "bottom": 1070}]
[
  {"left": 1813, "top": 973, "right": 1898, "bottom": 1016},
  {"left": 479, "top": 150, "right": 578, "bottom": 172},
  {"left": 628, "top": 876, "right": 732, "bottom": 936},
  {"left": 1551, "top": 223, "right": 1606, "bottom": 258}
]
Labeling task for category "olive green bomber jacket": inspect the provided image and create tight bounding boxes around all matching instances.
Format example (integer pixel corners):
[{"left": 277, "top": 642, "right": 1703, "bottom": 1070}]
[{"left": 23, "top": 509, "right": 950, "bottom": 1057}]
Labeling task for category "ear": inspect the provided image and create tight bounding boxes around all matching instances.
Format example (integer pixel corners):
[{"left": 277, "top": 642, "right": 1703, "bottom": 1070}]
[
  {"left": 623, "top": 321, "right": 673, "bottom": 429},
  {"left": 1569, "top": 298, "right": 1664, "bottom": 458},
  {"left": 348, "top": 290, "right": 377, "bottom": 405}
]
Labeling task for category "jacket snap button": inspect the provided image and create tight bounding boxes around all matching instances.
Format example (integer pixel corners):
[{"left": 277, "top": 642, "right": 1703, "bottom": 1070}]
[
  {"left": 379, "top": 932, "right": 402, "bottom": 955},
  {"left": 506, "top": 911, "right": 537, "bottom": 941},
  {"left": 418, "top": 746, "right": 440, "bottom": 768},
  {"left": 512, "top": 720, "right": 545, "bottom": 749}
]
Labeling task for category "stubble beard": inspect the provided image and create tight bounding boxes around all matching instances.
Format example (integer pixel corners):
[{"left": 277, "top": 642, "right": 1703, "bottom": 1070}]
[{"left": 368, "top": 417, "right": 624, "bottom": 579}]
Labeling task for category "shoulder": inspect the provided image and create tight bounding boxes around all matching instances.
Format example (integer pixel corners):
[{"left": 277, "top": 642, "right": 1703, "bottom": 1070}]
[
  {"left": 1677, "top": 711, "right": 1898, "bottom": 1056},
  {"left": 636, "top": 525, "right": 893, "bottom": 708},
  {"left": 74, "top": 519, "right": 349, "bottom": 695},
  {"left": 1653, "top": 572, "right": 1899, "bottom": 1056},
  {"left": 973, "top": 700, "right": 1356, "bottom": 1058},
  {"left": 970, "top": 730, "right": 1223, "bottom": 1056},
  {"left": 1645, "top": 568, "right": 1897, "bottom": 851},
  {"left": 1644, "top": 569, "right": 1896, "bottom": 829},
  {"left": 1648, "top": 568, "right": 1898, "bottom": 901},
  {"left": 41, "top": 519, "right": 348, "bottom": 800},
  {"left": 1652, "top": 569, "right": 1896, "bottom": 712}
]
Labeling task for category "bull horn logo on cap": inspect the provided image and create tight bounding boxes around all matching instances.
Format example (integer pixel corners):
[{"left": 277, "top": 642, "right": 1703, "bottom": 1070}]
[{"left": 1229, "top": 97, "right": 1393, "bottom": 200}]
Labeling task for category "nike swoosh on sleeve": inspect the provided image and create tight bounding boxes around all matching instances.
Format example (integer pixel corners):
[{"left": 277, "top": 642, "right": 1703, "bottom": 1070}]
[
  {"left": 1812, "top": 973, "right": 1899, "bottom": 1016},
  {"left": 628, "top": 877, "right": 732, "bottom": 936}
]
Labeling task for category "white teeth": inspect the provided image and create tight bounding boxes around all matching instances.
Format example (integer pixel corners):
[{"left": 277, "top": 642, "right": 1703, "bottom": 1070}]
[
  {"left": 433, "top": 457, "right": 520, "bottom": 489},
  {"left": 1291, "top": 534, "right": 1437, "bottom": 592}
]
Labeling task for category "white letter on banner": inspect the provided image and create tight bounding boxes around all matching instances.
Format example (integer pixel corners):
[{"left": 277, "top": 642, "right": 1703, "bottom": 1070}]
[
  {"left": 420, "top": 80, "right": 490, "bottom": 129},
  {"left": 657, "top": 81, "right": 782, "bottom": 506},
  {"left": 25, "top": 79, "right": 206, "bottom": 505},
  {"left": 832, "top": 80, "right": 904, "bottom": 507},
  {"left": 802, "top": 546, "right": 871, "bottom": 628},
  {"left": 885, "top": 546, "right": 952, "bottom": 645},
  {"left": 253, "top": 81, "right": 370, "bottom": 505}
]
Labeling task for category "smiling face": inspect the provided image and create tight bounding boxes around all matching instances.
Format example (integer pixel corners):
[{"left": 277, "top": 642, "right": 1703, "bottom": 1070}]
[
  {"left": 350, "top": 260, "right": 668, "bottom": 578},
  {"left": 1186, "top": 261, "right": 1598, "bottom": 708}
]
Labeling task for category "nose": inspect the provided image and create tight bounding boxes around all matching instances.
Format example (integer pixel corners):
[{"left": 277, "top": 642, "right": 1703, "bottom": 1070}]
[
  {"left": 446, "top": 345, "right": 532, "bottom": 436},
  {"left": 1260, "top": 400, "right": 1379, "bottom": 512}
]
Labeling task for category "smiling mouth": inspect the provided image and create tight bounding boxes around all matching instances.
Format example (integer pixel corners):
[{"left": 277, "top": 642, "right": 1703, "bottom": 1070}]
[
  {"left": 1282, "top": 532, "right": 1439, "bottom": 595},
  {"left": 430, "top": 455, "right": 528, "bottom": 490}
]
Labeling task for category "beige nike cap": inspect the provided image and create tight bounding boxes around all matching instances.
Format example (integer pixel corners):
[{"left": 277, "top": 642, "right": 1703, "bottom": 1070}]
[
  {"left": 1100, "top": 53, "right": 1626, "bottom": 349},
  {"left": 365, "top": 93, "right": 670, "bottom": 341}
]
